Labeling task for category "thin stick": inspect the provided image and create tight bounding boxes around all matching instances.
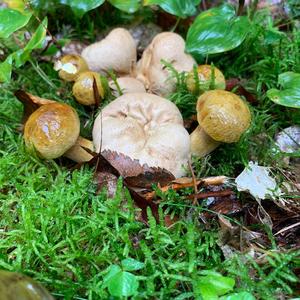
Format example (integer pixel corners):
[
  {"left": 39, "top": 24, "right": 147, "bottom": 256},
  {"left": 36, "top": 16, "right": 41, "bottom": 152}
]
[
  {"left": 144, "top": 176, "right": 228, "bottom": 200},
  {"left": 274, "top": 221, "right": 300, "bottom": 236},
  {"left": 187, "top": 189, "right": 233, "bottom": 200}
]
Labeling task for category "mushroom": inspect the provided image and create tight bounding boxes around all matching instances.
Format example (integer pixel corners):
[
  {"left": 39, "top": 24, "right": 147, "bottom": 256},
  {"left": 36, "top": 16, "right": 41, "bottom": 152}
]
[
  {"left": 0, "top": 270, "right": 54, "bottom": 300},
  {"left": 54, "top": 54, "right": 89, "bottom": 82},
  {"left": 136, "top": 32, "right": 196, "bottom": 96},
  {"left": 92, "top": 93, "right": 190, "bottom": 178},
  {"left": 190, "top": 90, "right": 251, "bottom": 157},
  {"left": 24, "top": 102, "right": 93, "bottom": 162},
  {"left": 109, "top": 77, "right": 146, "bottom": 97},
  {"left": 81, "top": 28, "right": 137, "bottom": 76},
  {"left": 186, "top": 64, "right": 226, "bottom": 94},
  {"left": 72, "top": 71, "right": 104, "bottom": 105}
]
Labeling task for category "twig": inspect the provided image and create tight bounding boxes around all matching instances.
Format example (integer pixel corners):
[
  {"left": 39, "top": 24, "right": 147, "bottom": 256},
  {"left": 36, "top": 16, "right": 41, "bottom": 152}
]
[
  {"left": 144, "top": 176, "right": 228, "bottom": 200},
  {"left": 274, "top": 221, "right": 300, "bottom": 236},
  {"left": 188, "top": 158, "right": 198, "bottom": 205},
  {"left": 187, "top": 189, "right": 233, "bottom": 200},
  {"left": 237, "top": 0, "right": 245, "bottom": 16}
]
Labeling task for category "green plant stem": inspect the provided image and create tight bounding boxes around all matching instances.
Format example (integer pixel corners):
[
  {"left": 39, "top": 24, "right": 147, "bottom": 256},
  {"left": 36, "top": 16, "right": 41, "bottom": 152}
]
[
  {"left": 29, "top": 60, "right": 56, "bottom": 89},
  {"left": 171, "top": 18, "right": 181, "bottom": 32},
  {"left": 250, "top": 0, "right": 259, "bottom": 20}
]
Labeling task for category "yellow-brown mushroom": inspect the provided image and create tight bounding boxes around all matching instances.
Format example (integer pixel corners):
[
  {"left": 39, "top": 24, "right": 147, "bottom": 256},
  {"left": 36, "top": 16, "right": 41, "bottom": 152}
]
[
  {"left": 72, "top": 71, "right": 104, "bottom": 105},
  {"left": 186, "top": 64, "right": 226, "bottom": 94},
  {"left": 24, "top": 102, "right": 93, "bottom": 162},
  {"left": 190, "top": 90, "right": 251, "bottom": 157},
  {"left": 54, "top": 54, "right": 89, "bottom": 82}
]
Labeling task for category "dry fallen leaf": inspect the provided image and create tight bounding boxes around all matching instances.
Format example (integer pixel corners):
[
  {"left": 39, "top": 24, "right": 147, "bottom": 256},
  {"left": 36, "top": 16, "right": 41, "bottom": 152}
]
[{"left": 14, "top": 90, "right": 56, "bottom": 124}]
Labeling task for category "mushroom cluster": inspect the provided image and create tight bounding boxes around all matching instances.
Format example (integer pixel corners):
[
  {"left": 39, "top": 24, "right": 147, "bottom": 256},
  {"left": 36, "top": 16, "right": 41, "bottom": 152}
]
[{"left": 20, "top": 27, "right": 252, "bottom": 179}]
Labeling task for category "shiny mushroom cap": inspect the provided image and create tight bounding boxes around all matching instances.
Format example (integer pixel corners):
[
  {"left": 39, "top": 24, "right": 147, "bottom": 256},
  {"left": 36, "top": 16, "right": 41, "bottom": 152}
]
[
  {"left": 72, "top": 71, "right": 104, "bottom": 105},
  {"left": 92, "top": 93, "right": 191, "bottom": 177},
  {"left": 187, "top": 64, "right": 226, "bottom": 93},
  {"left": 54, "top": 54, "right": 89, "bottom": 82},
  {"left": 24, "top": 103, "right": 80, "bottom": 159},
  {"left": 197, "top": 90, "right": 251, "bottom": 143}
]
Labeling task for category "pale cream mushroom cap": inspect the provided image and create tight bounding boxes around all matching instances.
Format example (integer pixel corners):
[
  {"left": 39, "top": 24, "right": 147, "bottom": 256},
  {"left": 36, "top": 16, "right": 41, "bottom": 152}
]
[
  {"left": 92, "top": 93, "right": 190, "bottom": 177},
  {"left": 109, "top": 77, "right": 146, "bottom": 97},
  {"left": 81, "top": 28, "right": 136, "bottom": 75},
  {"left": 136, "top": 32, "right": 196, "bottom": 96}
]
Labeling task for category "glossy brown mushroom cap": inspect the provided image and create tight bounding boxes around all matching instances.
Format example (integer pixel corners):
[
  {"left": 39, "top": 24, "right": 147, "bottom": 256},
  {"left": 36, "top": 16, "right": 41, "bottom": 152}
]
[
  {"left": 72, "top": 71, "right": 104, "bottom": 105},
  {"left": 0, "top": 270, "right": 54, "bottom": 300},
  {"left": 55, "top": 54, "right": 89, "bottom": 82},
  {"left": 24, "top": 103, "right": 80, "bottom": 159},
  {"left": 197, "top": 90, "right": 251, "bottom": 143},
  {"left": 187, "top": 64, "right": 226, "bottom": 93}
]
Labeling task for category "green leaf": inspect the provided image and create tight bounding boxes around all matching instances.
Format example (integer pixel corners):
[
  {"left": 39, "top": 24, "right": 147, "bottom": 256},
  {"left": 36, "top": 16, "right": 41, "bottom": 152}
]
[
  {"left": 0, "top": 8, "right": 31, "bottom": 39},
  {"left": 0, "top": 55, "right": 13, "bottom": 83},
  {"left": 267, "top": 72, "right": 300, "bottom": 108},
  {"left": 24, "top": 18, "right": 48, "bottom": 51},
  {"left": 196, "top": 271, "right": 235, "bottom": 300},
  {"left": 121, "top": 258, "right": 145, "bottom": 271},
  {"left": 59, "top": 0, "right": 105, "bottom": 17},
  {"left": 220, "top": 291, "right": 256, "bottom": 300},
  {"left": 108, "top": 271, "right": 139, "bottom": 297},
  {"left": 186, "top": 4, "right": 250, "bottom": 56},
  {"left": 103, "top": 265, "right": 139, "bottom": 297},
  {"left": 108, "top": 0, "right": 140, "bottom": 13},
  {"left": 11, "top": 49, "right": 30, "bottom": 68},
  {"left": 103, "top": 265, "right": 122, "bottom": 287},
  {"left": 144, "top": 0, "right": 200, "bottom": 18}
]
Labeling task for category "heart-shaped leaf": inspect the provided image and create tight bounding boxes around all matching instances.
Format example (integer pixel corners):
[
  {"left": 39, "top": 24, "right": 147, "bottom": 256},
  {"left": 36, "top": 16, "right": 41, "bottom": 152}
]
[
  {"left": 144, "top": 0, "right": 200, "bottom": 18},
  {"left": 220, "top": 291, "right": 256, "bottom": 300},
  {"left": 196, "top": 271, "right": 235, "bottom": 299},
  {"left": 103, "top": 265, "right": 139, "bottom": 297},
  {"left": 0, "top": 8, "right": 31, "bottom": 39},
  {"left": 121, "top": 258, "right": 145, "bottom": 271},
  {"left": 59, "top": 0, "right": 105, "bottom": 17},
  {"left": 267, "top": 72, "right": 300, "bottom": 108},
  {"left": 108, "top": 0, "right": 141, "bottom": 13},
  {"left": 186, "top": 4, "right": 250, "bottom": 56}
]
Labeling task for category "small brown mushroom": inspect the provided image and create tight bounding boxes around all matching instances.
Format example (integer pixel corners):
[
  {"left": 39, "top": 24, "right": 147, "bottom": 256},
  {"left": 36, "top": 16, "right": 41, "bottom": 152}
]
[
  {"left": 24, "top": 102, "right": 93, "bottom": 162},
  {"left": 54, "top": 54, "right": 89, "bottom": 82},
  {"left": 186, "top": 64, "right": 226, "bottom": 94},
  {"left": 191, "top": 90, "right": 251, "bottom": 157},
  {"left": 72, "top": 71, "right": 104, "bottom": 105}
]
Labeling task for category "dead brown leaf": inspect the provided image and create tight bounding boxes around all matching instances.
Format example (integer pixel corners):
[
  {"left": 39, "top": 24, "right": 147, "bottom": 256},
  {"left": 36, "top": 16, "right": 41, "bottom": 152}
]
[{"left": 14, "top": 90, "right": 56, "bottom": 124}]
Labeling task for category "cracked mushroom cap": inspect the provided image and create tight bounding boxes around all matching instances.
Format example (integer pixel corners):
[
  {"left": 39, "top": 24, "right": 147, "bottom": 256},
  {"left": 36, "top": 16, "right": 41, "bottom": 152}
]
[
  {"left": 92, "top": 93, "right": 190, "bottom": 177},
  {"left": 24, "top": 103, "right": 80, "bottom": 159},
  {"left": 197, "top": 90, "right": 251, "bottom": 143}
]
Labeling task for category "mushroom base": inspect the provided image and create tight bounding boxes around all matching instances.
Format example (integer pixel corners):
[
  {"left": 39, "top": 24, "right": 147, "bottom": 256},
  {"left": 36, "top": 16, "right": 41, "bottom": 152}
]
[
  {"left": 64, "top": 136, "right": 94, "bottom": 163},
  {"left": 190, "top": 126, "right": 220, "bottom": 157}
]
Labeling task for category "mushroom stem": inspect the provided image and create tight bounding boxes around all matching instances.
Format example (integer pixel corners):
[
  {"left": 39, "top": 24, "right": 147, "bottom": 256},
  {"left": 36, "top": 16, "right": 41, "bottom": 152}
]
[
  {"left": 190, "top": 126, "right": 220, "bottom": 157},
  {"left": 64, "top": 136, "right": 94, "bottom": 163}
]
